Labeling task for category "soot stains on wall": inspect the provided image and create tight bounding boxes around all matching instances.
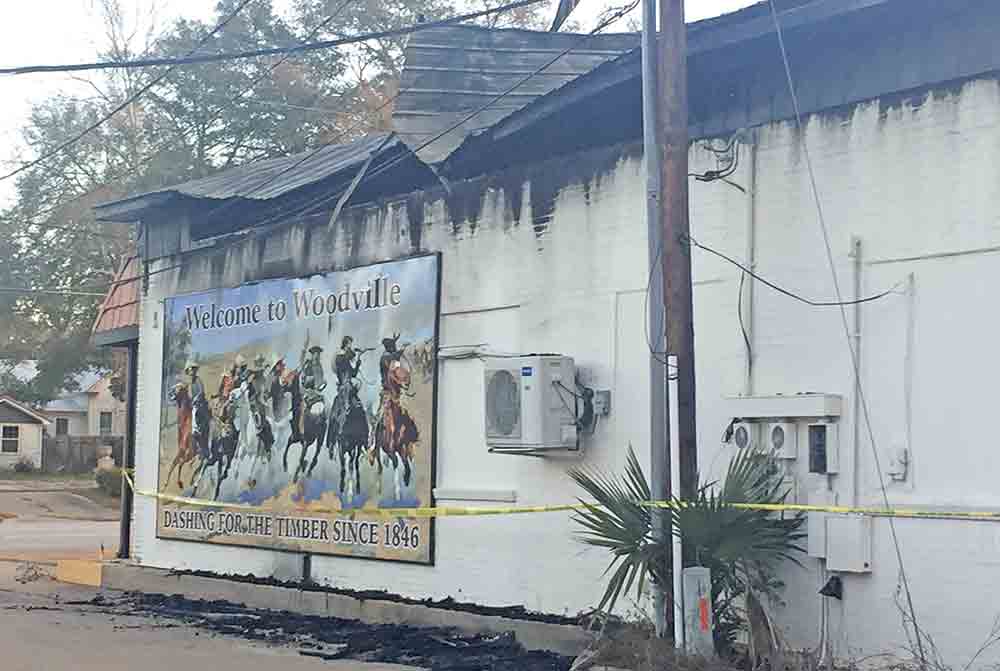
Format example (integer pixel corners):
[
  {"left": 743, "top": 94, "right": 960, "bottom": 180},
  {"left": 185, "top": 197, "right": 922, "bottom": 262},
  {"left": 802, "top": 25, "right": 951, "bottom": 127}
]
[{"left": 155, "top": 140, "right": 641, "bottom": 297}]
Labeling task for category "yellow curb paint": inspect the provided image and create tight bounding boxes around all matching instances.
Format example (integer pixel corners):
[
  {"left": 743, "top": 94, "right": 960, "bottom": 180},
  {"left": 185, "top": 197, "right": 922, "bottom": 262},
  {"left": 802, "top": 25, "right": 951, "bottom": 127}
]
[{"left": 55, "top": 559, "right": 103, "bottom": 587}]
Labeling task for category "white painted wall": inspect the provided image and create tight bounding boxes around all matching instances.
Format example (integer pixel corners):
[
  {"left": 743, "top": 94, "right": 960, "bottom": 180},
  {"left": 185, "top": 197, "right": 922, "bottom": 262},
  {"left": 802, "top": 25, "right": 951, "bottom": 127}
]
[
  {"left": 133, "top": 150, "right": 653, "bottom": 616},
  {"left": 132, "top": 76, "right": 1000, "bottom": 663}
]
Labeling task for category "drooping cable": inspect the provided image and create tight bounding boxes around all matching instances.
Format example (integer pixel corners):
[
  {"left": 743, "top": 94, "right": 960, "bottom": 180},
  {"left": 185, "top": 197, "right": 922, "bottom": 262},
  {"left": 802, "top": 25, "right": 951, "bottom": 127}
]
[
  {"left": 0, "top": 0, "right": 551, "bottom": 77},
  {"left": 106, "top": 0, "right": 641, "bottom": 293},
  {"left": 0, "top": 0, "right": 258, "bottom": 184},
  {"left": 766, "top": 1, "right": 927, "bottom": 665},
  {"left": 686, "top": 234, "right": 902, "bottom": 307}
]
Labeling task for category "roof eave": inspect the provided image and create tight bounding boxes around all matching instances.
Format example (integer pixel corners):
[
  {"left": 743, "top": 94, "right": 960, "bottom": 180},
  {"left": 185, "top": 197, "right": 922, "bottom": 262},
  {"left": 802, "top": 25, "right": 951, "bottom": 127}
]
[
  {"left": 444, "top": 0, "right": 895, "bottom": 171},
  {"left": 94, "top": 191, "right": 178, "bottom": 223}
]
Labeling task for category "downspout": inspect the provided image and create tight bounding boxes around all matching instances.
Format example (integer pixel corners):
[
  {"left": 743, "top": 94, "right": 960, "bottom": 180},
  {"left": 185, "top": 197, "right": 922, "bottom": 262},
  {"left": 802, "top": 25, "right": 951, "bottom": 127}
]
[
  {"left": 117, "top": 341, "right": 138, "bottom": 559},
  {"left": 743, "top": 136, "right": 758, "bottom": 396},
  {"left": 850, "top": 236, "right": 862, "bottom": 506}
]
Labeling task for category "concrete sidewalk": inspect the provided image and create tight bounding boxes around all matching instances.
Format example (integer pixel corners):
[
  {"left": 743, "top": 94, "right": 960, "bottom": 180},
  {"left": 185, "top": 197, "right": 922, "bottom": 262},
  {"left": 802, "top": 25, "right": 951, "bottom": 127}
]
[
  {"left": 0, "top": 517, "right": 119, "bottom": 563},
  {"left": 0, "top": 565, "right": 423, "bottom": 671}
]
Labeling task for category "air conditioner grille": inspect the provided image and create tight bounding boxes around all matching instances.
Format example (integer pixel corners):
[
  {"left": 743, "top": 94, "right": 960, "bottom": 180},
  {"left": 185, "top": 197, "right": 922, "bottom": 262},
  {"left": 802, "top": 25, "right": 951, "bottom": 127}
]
[{"left": 486, "top": 369, "right": 520, "bottom": 438}]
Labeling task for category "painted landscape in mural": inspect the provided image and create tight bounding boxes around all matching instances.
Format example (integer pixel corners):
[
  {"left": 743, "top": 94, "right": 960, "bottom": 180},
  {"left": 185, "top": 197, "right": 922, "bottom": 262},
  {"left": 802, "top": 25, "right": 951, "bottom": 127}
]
[{"left": 156, "top": 255, "right": 439, "bottom": 563}]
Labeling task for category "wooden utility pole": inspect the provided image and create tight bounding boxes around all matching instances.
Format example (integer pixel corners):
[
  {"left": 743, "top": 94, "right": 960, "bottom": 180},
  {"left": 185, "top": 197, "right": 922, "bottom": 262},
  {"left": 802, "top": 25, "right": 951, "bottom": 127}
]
[{"left": 658, "top": 0, "right": 698, "bottom": 499}]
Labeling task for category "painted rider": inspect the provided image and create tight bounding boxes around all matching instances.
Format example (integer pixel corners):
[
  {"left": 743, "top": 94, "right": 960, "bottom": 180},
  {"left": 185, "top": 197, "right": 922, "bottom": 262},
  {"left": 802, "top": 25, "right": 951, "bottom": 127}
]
[
  {"left": 378, "top": 334, "right": 407, "bottom": 454},
  {"left": 379, "top": 335, "right": 404, "bottom": 392},
  {"left": 331, "top": 336, "right": 366, "bottom": 429},
  {"left": 214, "top": 354, "right": 245, "bottom": 438},
  {"left": 300, "top": 344, "right": 326, "bottom": 411},
  {"left": 185, "top": 361, "right": 210, "bottom": 458},
  {"left": 217, "top": 355, "right": 243, "bottom": 402},
  {"left": 247, "top": 354, "right": 269, "bottom": 416},
  {"left": 270, "top": 357, "right": 302, "bottom": 446},
  {"left": 247, "top": 353, "right": 274, "bottom": 461}
]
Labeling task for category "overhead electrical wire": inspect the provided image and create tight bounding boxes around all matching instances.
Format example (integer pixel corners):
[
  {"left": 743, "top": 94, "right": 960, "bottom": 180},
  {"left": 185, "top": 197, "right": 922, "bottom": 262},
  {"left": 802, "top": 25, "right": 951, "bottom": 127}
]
[
  {"left": 0, "top": 0, "right": 355, "bottom": 237},
  {"left": 95, "top": 0, "right": 642, "bottom": 295},
  {"left": 0, "top": 0, "right": 552, "bottom": 77},
  {"left": 0, "top": 0, "right": 257, "bottom": 184},
  {"left": 0, "top": 287, "right": 108, "bottom": 297},
  {"left": 766, "top": 0, "right": 927, "bottom": 665}
]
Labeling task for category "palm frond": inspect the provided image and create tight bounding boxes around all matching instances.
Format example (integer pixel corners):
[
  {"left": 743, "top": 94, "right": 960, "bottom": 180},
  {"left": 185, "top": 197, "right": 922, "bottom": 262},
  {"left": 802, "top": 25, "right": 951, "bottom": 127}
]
[{"left": 569, "top": 443, "right": 806, "bottom": 648}]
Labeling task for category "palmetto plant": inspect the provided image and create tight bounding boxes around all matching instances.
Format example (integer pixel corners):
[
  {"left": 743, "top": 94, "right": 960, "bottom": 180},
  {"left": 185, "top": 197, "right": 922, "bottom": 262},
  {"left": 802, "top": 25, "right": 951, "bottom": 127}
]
[{"left": 570, "top": 446, "right": 806, "bottom": 652}]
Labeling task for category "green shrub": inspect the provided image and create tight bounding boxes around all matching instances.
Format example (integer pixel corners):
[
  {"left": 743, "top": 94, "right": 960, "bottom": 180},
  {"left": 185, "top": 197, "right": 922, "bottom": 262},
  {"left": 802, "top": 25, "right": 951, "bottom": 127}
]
[
  {"left": 95, "top": 467, "right": 123, "bottom": 497},
  {"left": 570, "top": 446, "right": 806, "bottom": 655}
]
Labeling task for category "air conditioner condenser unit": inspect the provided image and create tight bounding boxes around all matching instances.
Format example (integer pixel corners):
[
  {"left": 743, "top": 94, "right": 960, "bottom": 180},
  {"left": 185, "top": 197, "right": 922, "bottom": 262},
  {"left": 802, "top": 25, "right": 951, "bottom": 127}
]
[{"left": 484, "top": 355, "right": 578, "bottom": 451}]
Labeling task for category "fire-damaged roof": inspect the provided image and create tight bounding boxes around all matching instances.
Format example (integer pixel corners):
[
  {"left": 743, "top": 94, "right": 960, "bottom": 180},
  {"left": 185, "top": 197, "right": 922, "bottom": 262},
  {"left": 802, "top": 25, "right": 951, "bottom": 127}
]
[
  {"left": 94, "top": 134, "right": 400, "bottom": 223},
  {"left": 94, "top": 0, "right": 1000, "bottom": 225},
  {"left": 391, "top": 25, "right": 638, "bottom": 165}
]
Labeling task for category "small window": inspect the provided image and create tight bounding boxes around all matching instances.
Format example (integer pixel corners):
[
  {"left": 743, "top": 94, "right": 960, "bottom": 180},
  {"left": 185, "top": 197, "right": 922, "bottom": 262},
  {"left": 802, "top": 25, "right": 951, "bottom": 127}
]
[
  {"left": 99, "top": 412, "right": 113, "bottom": 435},
  {"left": 55, "top": 418, "right": 69, "bottom": 436},
  {"left": 1, "top": 426, "right": 19, "bottom": 454}
]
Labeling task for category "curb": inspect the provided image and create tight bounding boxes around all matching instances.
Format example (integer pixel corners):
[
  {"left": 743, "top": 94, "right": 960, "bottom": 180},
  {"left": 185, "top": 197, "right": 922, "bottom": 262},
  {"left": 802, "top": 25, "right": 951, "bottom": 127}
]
[
  {"left": 56, "top": 559, "right": 104, "bottom": 586},
  {"left": 98, "top": 563, "right": 591, "bottom": 657}
]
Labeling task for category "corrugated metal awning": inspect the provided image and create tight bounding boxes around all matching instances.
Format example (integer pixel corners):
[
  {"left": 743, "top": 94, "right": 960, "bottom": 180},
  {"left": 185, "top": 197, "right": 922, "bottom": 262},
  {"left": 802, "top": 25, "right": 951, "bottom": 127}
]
[{"left": 92, "top": 255, "right": 139, "bottom": 347}]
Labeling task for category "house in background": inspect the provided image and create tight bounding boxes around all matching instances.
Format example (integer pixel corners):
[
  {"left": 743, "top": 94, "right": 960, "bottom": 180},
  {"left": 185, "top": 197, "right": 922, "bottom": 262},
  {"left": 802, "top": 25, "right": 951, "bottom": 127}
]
[
  {"left": 43, "top": 373, "right": 127, "bottom": 440},
  {"left": 6, "top": 362, "right": 126, "bottom": 441},
  {"left": 0, "top": 395, "right": 49, "bottom": 469}
]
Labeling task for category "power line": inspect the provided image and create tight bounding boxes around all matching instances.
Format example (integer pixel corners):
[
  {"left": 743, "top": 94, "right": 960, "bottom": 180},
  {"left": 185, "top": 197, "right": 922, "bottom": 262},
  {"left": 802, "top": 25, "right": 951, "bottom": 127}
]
[
  {"left": 190, "top": 0, "right": 641, "bottom": 240},
  {"left": 0, "top": 0, "right": 257, "bottom": 185},
  {"left": 685, "top": 234, "right": 902, "bottom": 307},
  {"left": 1, "top": 0, "right": 356, "bottom": 239},
  {"left": 83, "top": 0, "right": 640, "bottom": 296},
  {"left": 767, "top": 0, "right": 926, "bottom": 665},
  {"left": 0, "top": 287, "right": 108, "bottom": 297},
  {"left": 0, "top": 0, "right": 551, "bottom": 77}
]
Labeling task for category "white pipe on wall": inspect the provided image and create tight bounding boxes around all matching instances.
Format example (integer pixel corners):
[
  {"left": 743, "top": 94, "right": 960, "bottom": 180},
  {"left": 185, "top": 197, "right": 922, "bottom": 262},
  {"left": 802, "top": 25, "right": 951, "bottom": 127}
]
[
  {"left": 743, "top": 136, "right": 758, "bottom": 396},
  {"left": 850, "top": 236, "right": 862, "bottom": 506},
  {"left": 668, "top": 354, "right": 685, "bottom": 649}
]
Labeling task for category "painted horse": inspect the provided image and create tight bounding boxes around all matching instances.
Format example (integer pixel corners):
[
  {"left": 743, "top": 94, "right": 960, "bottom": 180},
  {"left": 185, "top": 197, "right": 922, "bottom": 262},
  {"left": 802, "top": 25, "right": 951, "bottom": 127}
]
[
  {"left": 164, "top": 383, "right": 198, "bottom": 490},
  {"left": 372, "top": 361, "right": 420, "bottom": 501},
  {"left": 189, "top": 390, "right": 240, "bottom": 501},
  {"left": 329, "top": 399, "right": 369, "bottom": 500}
]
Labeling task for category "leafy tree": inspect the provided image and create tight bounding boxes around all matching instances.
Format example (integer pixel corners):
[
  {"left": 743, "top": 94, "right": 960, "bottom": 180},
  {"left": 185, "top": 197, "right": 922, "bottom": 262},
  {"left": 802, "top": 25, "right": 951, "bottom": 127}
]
[{"left": 0, "top": 0, "right": 583, "bottom": 402}]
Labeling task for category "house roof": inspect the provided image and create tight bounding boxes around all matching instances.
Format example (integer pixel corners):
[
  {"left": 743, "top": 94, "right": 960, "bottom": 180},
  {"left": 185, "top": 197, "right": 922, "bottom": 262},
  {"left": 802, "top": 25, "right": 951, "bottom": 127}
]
[
  {"left": 391, "top": 25, "right": 638, "bottom": 165},
  {"left": 2, "top": 361, "right": 106, "bottom": 413},
  {"left": 92, "top": 254, "right": 140, "bottom": 346},
  {"left": 93, "top": 133, "right": 399, "bottom": 223},
  {"left": 41, "top": 395, "right": 89, "bottom": 414},
  {"left": 0, "top": 396, "right": 51, "bottom": 424}
]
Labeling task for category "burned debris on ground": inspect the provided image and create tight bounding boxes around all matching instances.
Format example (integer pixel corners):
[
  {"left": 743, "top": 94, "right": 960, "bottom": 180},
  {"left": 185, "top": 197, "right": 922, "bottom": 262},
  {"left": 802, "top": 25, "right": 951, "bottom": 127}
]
[
  {"left": 75, "top": 592, "right": 571, "bottom": 671},
  {"left": 169, "top": 568, "right": 580, "bottom": 625}
]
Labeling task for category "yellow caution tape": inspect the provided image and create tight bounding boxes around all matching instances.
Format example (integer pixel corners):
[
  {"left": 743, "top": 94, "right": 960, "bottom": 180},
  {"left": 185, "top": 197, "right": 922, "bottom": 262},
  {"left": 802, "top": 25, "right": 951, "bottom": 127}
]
[{"left": 121, "top": 471, "right": 1000, "bottom": 522}]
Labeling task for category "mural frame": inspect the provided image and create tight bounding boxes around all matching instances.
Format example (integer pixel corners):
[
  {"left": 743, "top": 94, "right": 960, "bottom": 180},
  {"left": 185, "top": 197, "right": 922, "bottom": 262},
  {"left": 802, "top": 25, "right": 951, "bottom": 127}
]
[{"left": 152, "top": 252, "right": 442, "bottom": 566}]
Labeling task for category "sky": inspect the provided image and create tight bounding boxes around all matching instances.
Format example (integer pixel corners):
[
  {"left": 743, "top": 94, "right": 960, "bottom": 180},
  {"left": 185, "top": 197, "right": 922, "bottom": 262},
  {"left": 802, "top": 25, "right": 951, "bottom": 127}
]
[{"left": 0, "top": 0, "right": 757, "bottom": 206}]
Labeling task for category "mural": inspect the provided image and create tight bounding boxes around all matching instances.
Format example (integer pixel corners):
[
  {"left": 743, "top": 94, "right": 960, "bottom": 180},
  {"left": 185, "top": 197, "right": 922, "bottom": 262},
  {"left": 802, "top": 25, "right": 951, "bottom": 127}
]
[{"left": 156, "top": 255, "right": 439, "bottom": 563}]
